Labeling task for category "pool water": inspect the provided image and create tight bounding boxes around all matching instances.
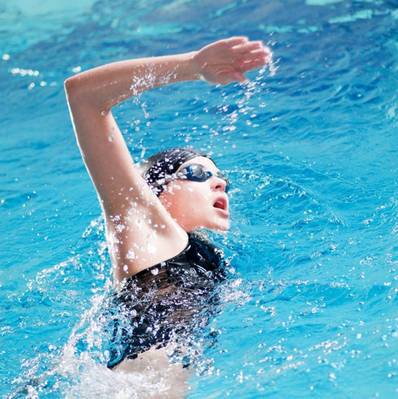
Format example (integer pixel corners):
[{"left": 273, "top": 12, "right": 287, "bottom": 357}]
[{"left": 1, "top": 0, "right": 398, "bottom": 397}]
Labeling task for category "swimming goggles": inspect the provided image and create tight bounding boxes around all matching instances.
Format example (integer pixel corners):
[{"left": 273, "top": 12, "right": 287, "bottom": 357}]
[{"left": 154, "top": 163, "right": 230, "bottom": 192}]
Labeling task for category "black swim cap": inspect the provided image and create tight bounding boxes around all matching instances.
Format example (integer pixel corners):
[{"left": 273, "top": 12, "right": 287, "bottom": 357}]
[{"left": 141, "top": 147, "right": 209, "bottom": 196}]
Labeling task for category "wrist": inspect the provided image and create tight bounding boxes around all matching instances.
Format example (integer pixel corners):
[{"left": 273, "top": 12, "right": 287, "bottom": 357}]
[{"left": 181, "top": 51, "right": 201, "bottom": 81}]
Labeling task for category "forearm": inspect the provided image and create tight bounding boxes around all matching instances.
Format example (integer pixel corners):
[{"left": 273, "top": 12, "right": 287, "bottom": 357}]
[{"left": 64, "top": 51, "right": 200, "bottom": 112}]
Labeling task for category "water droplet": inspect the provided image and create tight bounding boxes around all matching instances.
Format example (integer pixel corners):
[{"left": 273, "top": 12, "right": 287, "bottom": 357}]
[{"left": 150, "top": 268, "right": 159, "bottom": 275}]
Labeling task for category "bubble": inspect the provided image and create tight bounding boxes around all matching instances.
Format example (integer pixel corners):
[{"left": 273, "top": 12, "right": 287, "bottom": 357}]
[
  {"left": 10, "top": 67, "right": 39, "bottom": 77},
  {"left": 147, "top": 243, "right": 155, "bottom": 254},
  {"left": 114, "top": 223, "right": 125, "bottom": 233},
  {"left": 126, "top": 249, "right": 136, "bottom": 260},
  {"left": 2, "top": 53, "right": 10, "bottom": 61}
]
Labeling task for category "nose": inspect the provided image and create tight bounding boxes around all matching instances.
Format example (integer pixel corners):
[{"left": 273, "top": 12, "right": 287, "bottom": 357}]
[{"left": 211, "top": 176, "right": 228, "bottom": 192}]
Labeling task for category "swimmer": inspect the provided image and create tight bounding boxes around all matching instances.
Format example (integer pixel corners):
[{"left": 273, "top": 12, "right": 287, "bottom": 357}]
[{"left": 64, "top": 37, "right": 272, "bottom": 397}]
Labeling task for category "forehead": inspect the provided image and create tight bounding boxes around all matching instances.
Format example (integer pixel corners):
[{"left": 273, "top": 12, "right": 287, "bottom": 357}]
[{"left": 178, "top": 156, "right": 219, "bottom": 172}]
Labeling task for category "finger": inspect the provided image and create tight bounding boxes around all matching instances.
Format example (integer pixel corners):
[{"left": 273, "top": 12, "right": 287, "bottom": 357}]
[
  {"left": 235, "top": 51, "right": 269, "bottom": 67},
  {"left": 239, "top": 58, "right": 269, "bottom": 73},
  {"left": 242, "top": 48, "right": 271, "bottom": 63},
  {"left": 223, "top": 36, "right": 249, "bottom": 47},
  {"left": 263, "top": 46, "right": 273, "bottom": 57},
  {"left": 232, "top": 71, "right": 248, "bottom": 83},
  {"left": 249, "top": 48, "right": 272, "bottom": 58},
  {"left": 232, "top": 40, "right": 264, "bottom": 54},
  {"left": 215, "top": 69, "right": 246, "bottom": 85},
  {"left": 215, "top": 72, "right": 232, "bottom": 85},
  {"left": 223, "top": 70, "right": 247, "bottom": 83}
]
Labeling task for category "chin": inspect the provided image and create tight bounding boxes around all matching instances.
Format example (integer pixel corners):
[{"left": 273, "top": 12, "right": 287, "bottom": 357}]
[{"left": 209, "top": 220, "right": 230, "bottom": 232}]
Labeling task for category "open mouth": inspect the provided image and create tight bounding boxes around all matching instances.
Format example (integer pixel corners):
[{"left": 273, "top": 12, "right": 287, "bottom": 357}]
[{"left": 213, "top": 197, "right": 228, "bottom": 212}]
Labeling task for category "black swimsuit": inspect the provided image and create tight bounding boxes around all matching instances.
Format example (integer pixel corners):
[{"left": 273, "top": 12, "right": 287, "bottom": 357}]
[{"left": 106, "top": 232, "right": 226, "bottom": 369}]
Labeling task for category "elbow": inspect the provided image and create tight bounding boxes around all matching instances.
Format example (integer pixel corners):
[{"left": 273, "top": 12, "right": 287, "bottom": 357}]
[
  {"left": 63, "top": 75, "right": 108, "bottom": 113},
  {"left": 64, "top": 76, "right": 79, "bottom": 98},
  {"left": 64, "top": 76, "right": 73, "bottom": 92},
  {"left": 64, "top": 75, "right": 88, "bottom": 108}
]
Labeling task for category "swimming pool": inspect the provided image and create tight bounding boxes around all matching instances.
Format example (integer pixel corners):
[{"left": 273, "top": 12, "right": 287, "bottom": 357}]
[{"left": 1, "top": 0, "right": 398, "bottom": 397}]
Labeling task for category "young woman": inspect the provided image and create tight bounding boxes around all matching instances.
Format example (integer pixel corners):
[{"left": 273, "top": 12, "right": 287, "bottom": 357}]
[{"left": 64, "top": 36, "right": 271, "bottom": 395}]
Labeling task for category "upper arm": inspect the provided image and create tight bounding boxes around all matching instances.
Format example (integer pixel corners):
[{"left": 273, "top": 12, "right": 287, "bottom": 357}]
[
  {"left": 64, "top": 77, "right": 186, "bottom": 263},
  {"left": 65, "top": 77, "right": 157, "bottom": 213}
]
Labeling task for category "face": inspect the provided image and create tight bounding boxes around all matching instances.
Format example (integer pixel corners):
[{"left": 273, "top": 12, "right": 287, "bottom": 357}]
[{"left": 158, "top": 156, "right": 230, "bottom": 233}]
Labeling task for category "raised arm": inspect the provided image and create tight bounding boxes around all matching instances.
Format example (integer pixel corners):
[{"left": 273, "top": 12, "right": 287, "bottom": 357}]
[
  {"left": 65, "top": 37, "right": 269, "bottom": 111},
  {"left": 64, "top": 37, "right": 271, "bottom": 281}
]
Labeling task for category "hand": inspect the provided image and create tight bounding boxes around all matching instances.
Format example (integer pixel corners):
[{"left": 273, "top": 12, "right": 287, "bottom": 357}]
[{"left": 192, "top": 36, "right": 272, "bottom": 85}]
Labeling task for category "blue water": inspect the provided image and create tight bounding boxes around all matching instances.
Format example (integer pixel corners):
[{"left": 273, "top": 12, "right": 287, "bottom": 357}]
[{"left": 1, "top": 0, "right": 398, "bottom": 397}]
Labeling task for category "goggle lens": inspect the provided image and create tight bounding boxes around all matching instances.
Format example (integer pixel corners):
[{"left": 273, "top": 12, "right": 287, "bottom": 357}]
[{"left": 178, "top": 164, "right": 230, "bottom": 192}]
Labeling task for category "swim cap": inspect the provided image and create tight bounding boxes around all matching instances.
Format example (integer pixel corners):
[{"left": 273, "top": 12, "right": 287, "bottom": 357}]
[{"left": 141, "top": 148, "right": 209, "bottom": 196}]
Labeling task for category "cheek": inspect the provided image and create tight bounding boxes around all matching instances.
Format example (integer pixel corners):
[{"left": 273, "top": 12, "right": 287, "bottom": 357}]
[
  {"left": 184, "top": 182, "right": 212, "bottom": 205},
  {"left": 164, "top": 182, "right": 210, "bottom": 213}
]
